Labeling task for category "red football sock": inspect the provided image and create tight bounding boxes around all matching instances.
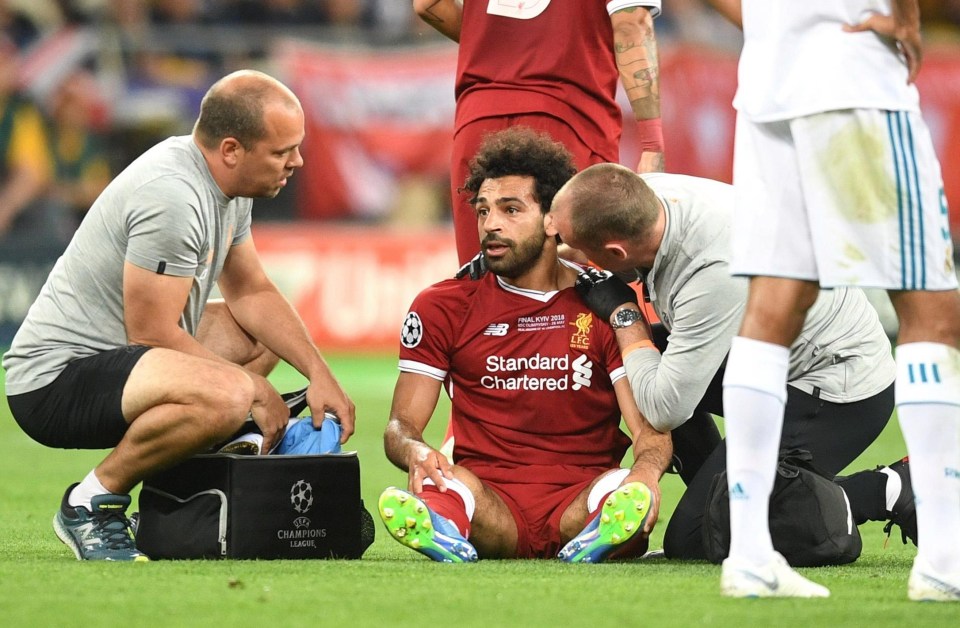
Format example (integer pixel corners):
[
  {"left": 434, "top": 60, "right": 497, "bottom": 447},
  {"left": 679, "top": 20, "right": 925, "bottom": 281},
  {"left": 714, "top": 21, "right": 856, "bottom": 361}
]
[{"left": 419, "top": 485, "right": 471, "bottom": 538}]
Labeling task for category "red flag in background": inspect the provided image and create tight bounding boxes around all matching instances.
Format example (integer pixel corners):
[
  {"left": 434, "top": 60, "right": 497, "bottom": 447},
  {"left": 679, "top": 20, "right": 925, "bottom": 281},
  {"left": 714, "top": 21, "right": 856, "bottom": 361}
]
[{"left": 276, "top": 40, "right": 458, "bottom": 220}]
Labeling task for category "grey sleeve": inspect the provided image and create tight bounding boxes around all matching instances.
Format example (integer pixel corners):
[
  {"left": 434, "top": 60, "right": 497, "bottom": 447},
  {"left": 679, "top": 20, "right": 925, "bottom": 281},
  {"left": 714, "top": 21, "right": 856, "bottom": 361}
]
[
  {"left": 124, "top": 178, "right": 205, "bottom": 277},
  {"left": 623, "top": 264, "right": 745, "bottom": 432},
  {"left": 232, "top": 199, "right": 253, "bottom": 245}
]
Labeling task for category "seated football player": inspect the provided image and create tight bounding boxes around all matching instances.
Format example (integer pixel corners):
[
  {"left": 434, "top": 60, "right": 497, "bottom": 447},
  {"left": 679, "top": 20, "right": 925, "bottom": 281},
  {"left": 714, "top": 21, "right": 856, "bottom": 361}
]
[{"left": 378, "top": 127, "right": 673, "bottom": 562}]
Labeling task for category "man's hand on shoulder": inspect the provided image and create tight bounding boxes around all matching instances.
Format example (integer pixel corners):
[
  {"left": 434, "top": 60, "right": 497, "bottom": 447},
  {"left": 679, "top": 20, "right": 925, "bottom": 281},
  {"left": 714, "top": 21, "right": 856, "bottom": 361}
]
[
  {"left": 455, "top": 252, "right": 487, "bottom": 280},
  {"left": 575, "top": 267, "right": 640, "bottom": 323}
]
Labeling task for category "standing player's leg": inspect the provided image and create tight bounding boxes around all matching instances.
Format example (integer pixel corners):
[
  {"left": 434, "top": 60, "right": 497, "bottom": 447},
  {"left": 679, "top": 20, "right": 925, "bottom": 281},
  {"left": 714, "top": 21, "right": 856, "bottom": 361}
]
[
  {"left": 795, "top": 108, "right": 960, "bottom": 601},
  {"left": 891, "top": 290, "right": 960, "bottom": 601},
  {"left": 722, "top": 115, "right": 828, "bottom": 597}
]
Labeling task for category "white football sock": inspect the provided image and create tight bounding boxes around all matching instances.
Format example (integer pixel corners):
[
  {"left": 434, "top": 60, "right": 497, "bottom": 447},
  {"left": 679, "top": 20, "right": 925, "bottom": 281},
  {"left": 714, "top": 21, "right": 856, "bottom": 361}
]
[
  {"left": 587, "top": 468, "right": 631, "bottom": 512},
  {"left": 722, "top": 336, "right": 789, "bottom": 566},
  {"left": 895, "top": 342, "right": 960, "bottom": 573},
  {"left": 68, "top": 469, "right": 110, "bottom": 511}
]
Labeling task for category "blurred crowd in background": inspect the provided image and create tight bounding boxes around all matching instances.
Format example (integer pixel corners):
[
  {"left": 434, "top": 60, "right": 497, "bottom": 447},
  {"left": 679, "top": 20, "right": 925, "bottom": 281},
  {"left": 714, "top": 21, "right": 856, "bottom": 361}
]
[{"left": 2, "top": 0, "right": 960, "bottom": 256}]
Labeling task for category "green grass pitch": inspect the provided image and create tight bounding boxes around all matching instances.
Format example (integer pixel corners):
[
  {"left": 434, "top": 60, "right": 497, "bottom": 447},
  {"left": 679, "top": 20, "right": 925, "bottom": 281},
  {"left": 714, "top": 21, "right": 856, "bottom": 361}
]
[{"left": 0, "top": 352, "right": 953, "bottom": 626}]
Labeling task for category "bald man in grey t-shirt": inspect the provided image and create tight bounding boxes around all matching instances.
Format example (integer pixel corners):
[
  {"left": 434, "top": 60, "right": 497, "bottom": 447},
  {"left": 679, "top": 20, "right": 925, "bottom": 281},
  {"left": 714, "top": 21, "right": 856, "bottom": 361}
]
[{"left": 2, "top": 70, "right": 356, "bottom": 561}]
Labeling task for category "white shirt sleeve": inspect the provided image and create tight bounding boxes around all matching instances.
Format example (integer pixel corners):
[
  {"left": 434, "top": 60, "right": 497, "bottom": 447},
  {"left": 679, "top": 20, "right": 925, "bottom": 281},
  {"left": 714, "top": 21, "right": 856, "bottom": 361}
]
[{"left": 606, "top": 0, "right": 661, "bottom": 18}]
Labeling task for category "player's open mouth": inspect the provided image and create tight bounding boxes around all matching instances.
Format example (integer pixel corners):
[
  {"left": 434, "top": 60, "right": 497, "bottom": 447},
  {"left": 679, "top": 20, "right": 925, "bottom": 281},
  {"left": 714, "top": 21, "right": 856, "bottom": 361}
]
[{"left": 484, "top": 243, "right": 509, "bottom": 257}]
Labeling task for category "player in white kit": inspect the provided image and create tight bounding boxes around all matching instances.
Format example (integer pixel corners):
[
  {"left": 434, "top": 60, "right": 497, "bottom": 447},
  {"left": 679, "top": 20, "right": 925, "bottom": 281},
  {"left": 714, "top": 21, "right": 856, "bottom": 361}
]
[{"left": 717, "top": 0, "right": 960, "bottom": 600}]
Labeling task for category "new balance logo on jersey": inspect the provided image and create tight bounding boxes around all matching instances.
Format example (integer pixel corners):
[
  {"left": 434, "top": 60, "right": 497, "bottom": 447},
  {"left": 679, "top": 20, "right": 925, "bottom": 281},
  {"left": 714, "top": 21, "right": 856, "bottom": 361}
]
[
  {"left": 484, "top": 323, "right": 509, "bottom": 336},
  {"left": 571, "top": 354, "right": 593, "bottom": 391}
]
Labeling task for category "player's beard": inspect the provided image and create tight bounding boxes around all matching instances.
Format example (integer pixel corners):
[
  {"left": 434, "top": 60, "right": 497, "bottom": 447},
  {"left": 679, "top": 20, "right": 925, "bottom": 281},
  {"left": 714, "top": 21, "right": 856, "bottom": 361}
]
[{"left": 483, "top": 228, "right": 547, "bottom": 280}]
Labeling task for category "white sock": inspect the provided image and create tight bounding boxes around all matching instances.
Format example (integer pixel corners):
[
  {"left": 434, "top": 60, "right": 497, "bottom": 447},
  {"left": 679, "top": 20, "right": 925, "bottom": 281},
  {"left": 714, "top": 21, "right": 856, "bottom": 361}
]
[
  {"left": 878, "top": 467, "right": 901, "bottom": 512},
  {"left": 68, "top": 470, "right": 110, "bottom": 511},
  {"left": 895, "top": 342, "right": 960, "bottom": 574},
  {"left": 722, "top": 336, "right": 789, "bottom": 566},
  {"left": 587, "top": 468, "right": 631, "bottom": 512},
  {"left": 422, "top": 477, "right": 476, "bottom": 521}
]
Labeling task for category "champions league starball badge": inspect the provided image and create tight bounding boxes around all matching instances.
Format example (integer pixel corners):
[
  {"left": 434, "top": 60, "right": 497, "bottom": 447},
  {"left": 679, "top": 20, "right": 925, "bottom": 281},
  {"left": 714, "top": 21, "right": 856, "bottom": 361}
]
[
  {"left": 401, "top": 312, "right": 423, "bottom": 348},
  {"left": 290, "top": 479, "right": 314, "bottom": 514}
]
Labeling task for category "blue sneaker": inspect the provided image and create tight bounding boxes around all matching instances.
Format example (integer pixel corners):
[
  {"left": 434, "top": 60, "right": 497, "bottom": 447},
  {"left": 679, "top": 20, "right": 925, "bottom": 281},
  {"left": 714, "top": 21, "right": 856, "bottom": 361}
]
[
  {"left": 377, "top": 487, "right": 477, "bottom": 563},
  {"left": 558, "top": 482, "right": 652, "bottom": 563},
  {"left": 52, "top": 484, "right": 149, "bottom": 561}
]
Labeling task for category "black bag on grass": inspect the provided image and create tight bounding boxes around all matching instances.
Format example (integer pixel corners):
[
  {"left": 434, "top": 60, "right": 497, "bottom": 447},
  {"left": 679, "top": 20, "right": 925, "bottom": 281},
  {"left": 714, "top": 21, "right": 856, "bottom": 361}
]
[
  {"left": 136, "top": 452, "right": 375, "bottom": 560},
  {"left": 702, "top": 449, "right": 861, "bottom": 567}
]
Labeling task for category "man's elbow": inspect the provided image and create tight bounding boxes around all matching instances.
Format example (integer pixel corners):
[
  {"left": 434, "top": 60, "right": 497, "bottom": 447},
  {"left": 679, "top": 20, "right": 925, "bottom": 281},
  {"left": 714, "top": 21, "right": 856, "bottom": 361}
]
[{"left": 645, "top": 407, "right": 685, "bottom": 434}]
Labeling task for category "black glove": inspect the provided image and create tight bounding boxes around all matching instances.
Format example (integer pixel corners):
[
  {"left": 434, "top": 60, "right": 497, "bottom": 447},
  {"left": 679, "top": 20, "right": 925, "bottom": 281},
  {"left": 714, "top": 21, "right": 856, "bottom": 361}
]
[
  {"left": 575, "top": 267, "right": 639, "bottom": 322},
  {"left": 455, "top": 252, "right": 487, "bottom": 280}
]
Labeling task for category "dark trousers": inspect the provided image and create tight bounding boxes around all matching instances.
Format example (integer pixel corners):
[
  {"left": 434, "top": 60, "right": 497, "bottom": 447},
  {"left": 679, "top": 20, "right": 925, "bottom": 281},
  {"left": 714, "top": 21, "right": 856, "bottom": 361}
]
[{"left": 650, "top": 325, "right": 896, "bottom": 560}]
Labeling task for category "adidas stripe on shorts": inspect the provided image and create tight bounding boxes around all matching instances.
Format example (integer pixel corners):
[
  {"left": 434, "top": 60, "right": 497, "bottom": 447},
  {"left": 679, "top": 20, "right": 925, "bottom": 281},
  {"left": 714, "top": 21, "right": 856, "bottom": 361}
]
[{"left": 730, "top": 108, "right": 957, "bottom": 291}]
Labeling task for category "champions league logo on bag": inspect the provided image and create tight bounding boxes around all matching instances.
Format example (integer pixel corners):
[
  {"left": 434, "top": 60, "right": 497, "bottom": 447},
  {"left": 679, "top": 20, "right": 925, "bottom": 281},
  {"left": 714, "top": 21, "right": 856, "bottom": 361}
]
[
  {"left": 291, "top": 479, "right": 314, "bottom": 514},
  {"left": 279, "top": 479, "right": 327, "bottom": 547}
]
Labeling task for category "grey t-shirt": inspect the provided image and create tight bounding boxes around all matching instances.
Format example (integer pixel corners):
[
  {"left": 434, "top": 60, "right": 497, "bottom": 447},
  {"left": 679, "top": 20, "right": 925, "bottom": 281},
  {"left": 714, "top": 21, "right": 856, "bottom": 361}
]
[
  {"left": 3, "top": 136, "right": 252, "bottom": 395},
  {"left": 621, "top": 172, "right": 895, "bottom": 432}
]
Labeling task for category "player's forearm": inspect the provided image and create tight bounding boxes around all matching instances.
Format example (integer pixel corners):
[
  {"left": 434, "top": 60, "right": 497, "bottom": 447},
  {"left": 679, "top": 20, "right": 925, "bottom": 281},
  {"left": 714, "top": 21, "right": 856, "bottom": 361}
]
[
  {"left": 629, "top": 426, "right": 672, "bottom": 482},
  {"left": 384, "top": 417, "right": 430, "bottom": 472},
  {"left": 892, "top": 0, "right": 920, "bottom": 26},
  {"left": 412, "top": 0, "right": 462, "bottom": 42},
  {"left": 611, "top": 7, "right": 663, "bottom": 171},
  {"left": 226, "top": 285, "right": 328, "bottom": 380},
  {"left": 612, "top": 7, "right": 660, "bottom": 122}
]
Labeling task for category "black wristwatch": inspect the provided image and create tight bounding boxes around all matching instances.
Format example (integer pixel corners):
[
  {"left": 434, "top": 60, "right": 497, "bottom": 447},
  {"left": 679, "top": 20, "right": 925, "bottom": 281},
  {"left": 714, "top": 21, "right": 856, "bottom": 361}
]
[{"left": 611, "top": 307, "right": 643, "bottom": 330}]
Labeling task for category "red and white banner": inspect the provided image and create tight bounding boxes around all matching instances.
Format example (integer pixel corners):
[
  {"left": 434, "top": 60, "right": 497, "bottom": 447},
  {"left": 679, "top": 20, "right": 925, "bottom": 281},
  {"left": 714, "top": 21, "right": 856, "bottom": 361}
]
[
  {"left": 276, "top": 40, "right": 458, "bottom": 221},
  {"left": 254, "top": 223, "right": 458, "bottom": 352},
  {"left": 280, "top": 41, "right": 960, "bottom": 236}
]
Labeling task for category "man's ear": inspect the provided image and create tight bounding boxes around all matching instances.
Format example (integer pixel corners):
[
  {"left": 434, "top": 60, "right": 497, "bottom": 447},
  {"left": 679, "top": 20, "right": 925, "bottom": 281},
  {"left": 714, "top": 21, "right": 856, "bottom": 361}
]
[
  {"left": 220, "top": 138, "right": 242, "bottom": 167},
  {"left": 544, "top": 211, "right": 558, "bottom": 237},
  {"left": 604, "top": 241, "right": 629, "bottom": 261}
]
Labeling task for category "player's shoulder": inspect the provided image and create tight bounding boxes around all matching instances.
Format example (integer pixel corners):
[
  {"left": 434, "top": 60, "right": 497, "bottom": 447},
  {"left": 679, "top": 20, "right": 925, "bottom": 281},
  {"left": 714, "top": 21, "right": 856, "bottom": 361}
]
[{"left": 415, "top": 275, "right": 485, "bottom": 306}]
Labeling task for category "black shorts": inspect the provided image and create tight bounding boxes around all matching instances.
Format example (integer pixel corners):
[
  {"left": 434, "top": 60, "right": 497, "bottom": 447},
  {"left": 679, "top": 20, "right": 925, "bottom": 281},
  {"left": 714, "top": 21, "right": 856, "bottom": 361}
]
[{"left": 7, "top": 345, "right": 151, "bottom": 449}]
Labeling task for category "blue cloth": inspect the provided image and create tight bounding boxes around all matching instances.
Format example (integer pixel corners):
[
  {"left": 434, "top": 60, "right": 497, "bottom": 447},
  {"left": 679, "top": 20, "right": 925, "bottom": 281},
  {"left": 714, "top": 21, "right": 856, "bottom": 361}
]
[{"left": 274, "top": 416, "right": 342, "bottom": 455}]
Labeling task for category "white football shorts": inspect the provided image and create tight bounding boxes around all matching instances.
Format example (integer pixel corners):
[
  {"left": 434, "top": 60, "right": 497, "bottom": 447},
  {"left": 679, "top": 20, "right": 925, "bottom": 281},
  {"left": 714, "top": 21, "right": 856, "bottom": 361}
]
[{"left": 730, "top": 108, "right": 957, "bottom": 291}]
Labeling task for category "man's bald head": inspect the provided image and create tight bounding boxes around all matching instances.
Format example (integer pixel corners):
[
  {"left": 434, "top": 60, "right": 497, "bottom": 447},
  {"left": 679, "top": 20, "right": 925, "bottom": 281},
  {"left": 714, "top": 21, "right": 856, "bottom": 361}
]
[
  {"left": 193, "top": 70, "right": 302, "bottom": 150},
  {"left": 554, "top": 163, "right": 661, "bottom": 250}
]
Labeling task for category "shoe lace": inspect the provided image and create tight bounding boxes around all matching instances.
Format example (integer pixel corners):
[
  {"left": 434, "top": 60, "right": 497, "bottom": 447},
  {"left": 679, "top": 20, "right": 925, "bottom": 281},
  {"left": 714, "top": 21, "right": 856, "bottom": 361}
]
[
  {"left": 93, "top": 510, "right": 137, "bottom": 550},
  {"left": 882, "top": 520, "right": 909, "bottom": 547}
]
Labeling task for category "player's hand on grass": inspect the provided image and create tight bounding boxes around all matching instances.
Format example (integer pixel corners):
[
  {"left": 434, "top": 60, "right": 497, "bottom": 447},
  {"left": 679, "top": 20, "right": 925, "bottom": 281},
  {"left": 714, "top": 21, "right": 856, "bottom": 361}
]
[
  {"left": 409, "top": 444, "right": 454, "bottom": 494},
  {"left": 455, "top": 252, "right": 487, "bottom": 280},
  {"left": 575, "top": 267, "right": 640, "bottom": 323},
  {"left": 250, "top": 376, "right": 290, "bottom": 454}
]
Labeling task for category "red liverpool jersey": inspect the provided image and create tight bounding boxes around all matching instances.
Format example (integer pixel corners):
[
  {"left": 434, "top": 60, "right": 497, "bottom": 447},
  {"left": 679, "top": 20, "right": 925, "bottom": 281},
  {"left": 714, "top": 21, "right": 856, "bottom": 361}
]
[
  {"left": 398, "top": 272, "right": 632, "bottom": 484},
  {"left": 455, "top": 0, "right": 622, "bottom": 162}
]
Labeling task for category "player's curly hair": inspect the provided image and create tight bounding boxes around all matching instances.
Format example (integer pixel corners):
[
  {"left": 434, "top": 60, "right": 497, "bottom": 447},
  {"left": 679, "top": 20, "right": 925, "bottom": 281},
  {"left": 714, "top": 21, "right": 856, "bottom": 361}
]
[{"left": 461, "top": 127, "right": 577, "bottom": 214}]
